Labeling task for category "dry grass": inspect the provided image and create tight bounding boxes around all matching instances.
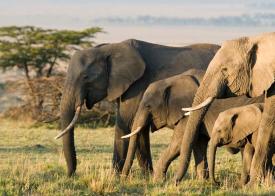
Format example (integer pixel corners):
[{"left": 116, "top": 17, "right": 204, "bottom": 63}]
[{"left": 0, "top": 119, "right": 274, "bottom": 195}]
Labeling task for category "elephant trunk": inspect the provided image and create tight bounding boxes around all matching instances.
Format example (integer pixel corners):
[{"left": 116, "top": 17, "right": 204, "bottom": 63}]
[
  {"left": 175, "top": 101, "right": 210, "bottom": 183},
  {"left": 55, "top": 106, "right": 81, "bottom": 139},
  {"left": 60, "top": 87, "right": 83, "bottom": 176},
  {"left": 121, "top": 108, "right": 150, "bottom": 176},
  {"left": 208, "top": 138, "right": 218, "bottom": 183},
  {"left": 121, "top": 134, "right": 138, "bottom": 176},
  {"left": 175, "top": 73, "right": 224, "bottom": 184}
]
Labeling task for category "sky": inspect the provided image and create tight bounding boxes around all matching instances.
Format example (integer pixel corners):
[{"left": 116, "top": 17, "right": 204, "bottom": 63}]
[{"left": 1, "top": 0, "right": 275, "bottom": 45}]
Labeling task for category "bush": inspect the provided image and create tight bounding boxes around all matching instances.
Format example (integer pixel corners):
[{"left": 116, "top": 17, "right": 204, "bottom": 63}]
[{"left": 3, "top": 77, "right": 116, "bottom": 127}]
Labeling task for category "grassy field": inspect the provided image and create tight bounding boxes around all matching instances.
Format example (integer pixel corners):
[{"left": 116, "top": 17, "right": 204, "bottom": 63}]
[{"left": 0, "top": 119, "right": 274, "bottom": 195}]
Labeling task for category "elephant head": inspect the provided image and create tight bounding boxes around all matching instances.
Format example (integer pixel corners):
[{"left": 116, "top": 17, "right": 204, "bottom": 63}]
[
  {"left": 57, "top": 41, "right": 146, "bottom": 176},
  {"left": 208, "top": 103, "right": 263, "bottom": 183},
  {"left": 138, "top": 76, "right": 198, "bottom": 129},
  {"left": 121, "top": 73, "right": 203, "bottom": 176},
  {"left": 176, "top": 33, "right": 275, "bottom": 182}
]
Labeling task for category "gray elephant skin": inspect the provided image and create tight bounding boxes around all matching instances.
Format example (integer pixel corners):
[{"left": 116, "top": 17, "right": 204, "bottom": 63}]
[
  {"left": 175, "top": 32, "right": 275, "bottom": 185},
  {"left": 209, "top": 103, "right": 275, "bottom": 185},
  {"left": 121, "top": 69, "right": 264, "bottom": 181},
  {"left": 58, "top": 39, "right": 220, "bottom": 176}
]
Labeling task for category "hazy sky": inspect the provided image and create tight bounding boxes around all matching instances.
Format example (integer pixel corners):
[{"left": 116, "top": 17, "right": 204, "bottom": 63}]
[
  {"left": 2, "top": 0, "right": 275, "bottom": 25},
  {"left": 0, "top": 0, "right": 254, "bottom": 18},
  {"left": 1, "top": 0, "right": 275, "bottom": 45}
]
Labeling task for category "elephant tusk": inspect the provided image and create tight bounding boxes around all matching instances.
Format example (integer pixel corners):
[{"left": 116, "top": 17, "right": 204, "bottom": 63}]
[
  {"left": 55, "top": 106, "right": 82, "bottom": 140},
  {"left": 121, "top": 126, "right": 142, "bottom": 139},
  {"left": 182, "top": 97, "right": 214, "bottom": 112},
  {"left": 184, "top": 111, "right": 191, "bottom": 116}
]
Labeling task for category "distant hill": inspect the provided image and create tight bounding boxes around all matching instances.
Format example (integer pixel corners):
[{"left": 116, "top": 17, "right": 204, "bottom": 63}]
[{"left": 92, "top": 13, "right": 275, "bottom": 27}]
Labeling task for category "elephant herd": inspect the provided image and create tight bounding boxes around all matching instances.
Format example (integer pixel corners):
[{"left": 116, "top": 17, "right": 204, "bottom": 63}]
[{"left": 55, "top": 32, "right": 275, "bottom": 187}]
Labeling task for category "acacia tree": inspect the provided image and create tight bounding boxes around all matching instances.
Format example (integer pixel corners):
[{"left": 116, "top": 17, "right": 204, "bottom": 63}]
[{"left": 0, "top": 26, "right": 102, "bottom": 79}]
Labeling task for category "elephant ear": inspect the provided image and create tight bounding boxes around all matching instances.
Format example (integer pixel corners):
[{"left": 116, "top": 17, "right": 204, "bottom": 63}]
[
  {"left": 167, "top": 76, "right": 198, "bottom": 125},
  {"left": 231, "top": 104, "right": 262, "bottom": 144},
  {"left": 249, "top": 41, "right": 275, "bottom": 97},
  {"left": 106, "top": 42, "right": 146, "bottom": 101}
]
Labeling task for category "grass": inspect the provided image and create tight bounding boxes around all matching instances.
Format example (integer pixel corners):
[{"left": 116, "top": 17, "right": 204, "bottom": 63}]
[{"left": 0, "top": 119, "right": 274, "bottom": 195}]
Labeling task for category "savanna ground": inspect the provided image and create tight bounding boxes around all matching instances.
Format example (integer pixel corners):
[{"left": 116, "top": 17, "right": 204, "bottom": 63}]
[{"left": 0, "top": 119, "right": 274, "bottom": 195}]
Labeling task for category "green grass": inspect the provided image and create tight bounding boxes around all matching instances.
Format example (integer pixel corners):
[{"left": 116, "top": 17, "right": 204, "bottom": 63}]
[{"left": 0, "top": 119, "right": 274, "bottom": 195}]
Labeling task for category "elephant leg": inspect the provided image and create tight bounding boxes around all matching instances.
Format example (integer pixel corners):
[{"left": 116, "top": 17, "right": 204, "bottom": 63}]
[
  {"left": 240, "top": 143, "right": 254, "bottom": 185},
  {"left": 249, "top": 91, "right": 275, "bottom": 184},
  {"left": 193, "top": 134, "right": 209, "bottom": 180},
  {"left": 113, "top": 117, "right": 130, "bottom": 173},
  {"left": 153, "top": 121, "right": 185, "bottom": 181},
  {"left": 136, "top": 125, "right": 153, "bottom": 175},
  {"left": 265, "top": 146, "right": 275, "bottom": 179},
  {"left": 113, "top": 97, "right": 152, "bottom": 174}
]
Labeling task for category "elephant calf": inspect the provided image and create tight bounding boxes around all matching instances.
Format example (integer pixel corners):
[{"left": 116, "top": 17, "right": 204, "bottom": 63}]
[
  {"left": 121, "top": 69, "right": 264, "bottom": 181},
  {"left": 208, "top": 103, "right": 275, "bottom": 185},
  {"left": 121, "top": 69, "right": 207, "bottom": 179}
]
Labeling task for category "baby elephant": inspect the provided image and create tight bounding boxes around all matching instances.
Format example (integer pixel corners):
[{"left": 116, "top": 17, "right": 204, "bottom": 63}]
[
  {"left": 208, "top": 103, "right": 274, "bottom": 185},
  {"left": 120, "top": 69, "right": 208, "bottom": 179}
]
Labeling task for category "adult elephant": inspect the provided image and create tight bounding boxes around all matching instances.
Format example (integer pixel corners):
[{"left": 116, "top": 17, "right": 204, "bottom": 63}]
[
  {"left": 55, "top": 39, "right": 220, "bottom": 176},
  {"left": 175, "top": 33, "right": 275, "bottom": 185}
]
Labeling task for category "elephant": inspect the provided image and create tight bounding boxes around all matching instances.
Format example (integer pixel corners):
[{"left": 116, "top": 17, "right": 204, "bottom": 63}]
[
  {"left": 208, "top": 103, "right": 275, "bottom": 185},
  {"left": 54, "top": 39, "right": 220, "bottom": 176},
  {"left": 175, "top": 32, "right": 275, "bottom": 185},
  {"left": 121, "top": 69, "right": 207, "bottom": 179},
  {"left": 120, "top": 68, "right": 264, "bottom": 181}
]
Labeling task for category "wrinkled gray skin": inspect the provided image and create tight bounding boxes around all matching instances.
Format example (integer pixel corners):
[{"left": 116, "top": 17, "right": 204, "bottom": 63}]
[
  {"left": 175, "top": 33, "right": 275, "bottom": 185},
  {"left": 209, "top": 103, "right": 275, "bottom": 185},
  {"left": 121, "top": 69, "right": 264, "bottom": 181},
  {"left": 60, "top": 39, "right": 220, "bottom": 176}
]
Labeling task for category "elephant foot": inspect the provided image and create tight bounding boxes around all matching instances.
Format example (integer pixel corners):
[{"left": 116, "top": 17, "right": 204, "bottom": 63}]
[
  {"left": 196, "top": 170, "right": 209, "bottom": 180},
  {"left": 67, "top": 171, "right": 76, "bottom": 177},
  {"left": 121, "top": 166, "right": 131, "bottom": 178},
  {"left": 244, "top": 181, "right": 255, "bottom": 188},
  {"left": 244, "top": 177, "right": 261, "bottom": 188},
  {"left": 140, "top": 167, "right": 153, "bottom": 177},
  {"left": 237, "top": 180, "right": 247, "bottom": 188},
  {"left": 209, "top": 179, "right": 220, "bottom": 186},
  {"left": 153, "top": 170, "right": 166, "bottom": 183},
  {"left": 120, "top": 173, "right": 128, "bottom": 181},
  {"left": 174, "top": 178, "right": 181, "bottom": 186},
  {"left": 66, "top": 167, "right": 76, "bottom": 177},
  {"left": 238, "top": 176, "right": 249, "bottom": 187},
  {"left": 112, "top": 162, "right": 124, "bottom": 174}
]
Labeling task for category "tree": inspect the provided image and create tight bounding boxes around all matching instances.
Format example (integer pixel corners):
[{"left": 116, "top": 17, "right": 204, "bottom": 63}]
[{"left": 0, "top": 26, "right": 103, "bottom": 79}]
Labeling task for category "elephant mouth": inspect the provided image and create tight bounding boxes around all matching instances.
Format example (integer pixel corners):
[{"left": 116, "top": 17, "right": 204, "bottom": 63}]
[
  {"left": 85, "top": 92, "right": 95, "bottom": 109},
  {"left": 151, "top": 122, "right": 159, "bottom": 132},
  {"left": 220, "top": 139, "right": 232, "bottom": 147},
  {"left": 85, "top": 98, "right": 94, "bottom": 109},
  {"left": 152, "top": 117, "right": 166, "bottom": 130}
]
